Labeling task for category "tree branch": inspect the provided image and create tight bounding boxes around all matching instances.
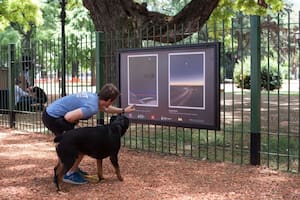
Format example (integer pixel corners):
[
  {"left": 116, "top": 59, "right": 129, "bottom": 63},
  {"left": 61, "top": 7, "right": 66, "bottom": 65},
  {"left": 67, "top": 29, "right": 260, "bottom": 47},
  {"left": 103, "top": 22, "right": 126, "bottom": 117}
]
[{"left": 83, "top": 0, "right": 220, "bottom": 43}]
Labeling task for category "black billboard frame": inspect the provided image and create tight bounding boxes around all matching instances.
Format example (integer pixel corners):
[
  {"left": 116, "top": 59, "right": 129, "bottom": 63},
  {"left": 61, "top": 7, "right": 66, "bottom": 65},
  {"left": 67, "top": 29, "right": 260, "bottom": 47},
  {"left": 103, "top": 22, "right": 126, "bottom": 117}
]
[{"left": 118, "top": 43, "right": 220, "bottom": 130}]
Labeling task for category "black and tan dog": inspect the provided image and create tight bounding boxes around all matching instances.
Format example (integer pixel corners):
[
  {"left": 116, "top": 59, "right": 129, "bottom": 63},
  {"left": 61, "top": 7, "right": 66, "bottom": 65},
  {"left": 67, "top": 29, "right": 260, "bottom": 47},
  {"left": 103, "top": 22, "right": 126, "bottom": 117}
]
[{"left": 53, "top": 115, "right": 130, "bottom": 191}]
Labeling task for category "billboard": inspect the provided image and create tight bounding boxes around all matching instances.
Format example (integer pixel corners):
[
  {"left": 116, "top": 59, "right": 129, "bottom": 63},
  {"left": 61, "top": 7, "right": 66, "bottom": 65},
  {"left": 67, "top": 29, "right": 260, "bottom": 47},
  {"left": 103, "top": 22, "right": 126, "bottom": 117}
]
[{"left": 118, "top": 43, "right": 220, "bottom": 129}]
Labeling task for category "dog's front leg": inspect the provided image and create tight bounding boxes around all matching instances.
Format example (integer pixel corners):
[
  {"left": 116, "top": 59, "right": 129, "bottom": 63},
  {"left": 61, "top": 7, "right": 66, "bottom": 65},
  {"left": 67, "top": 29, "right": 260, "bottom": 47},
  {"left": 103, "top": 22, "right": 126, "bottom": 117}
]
[
  {"left": 96, "top": 159, "right": 105, "bottom": 181},
  {"left": 110, "top": 155, "right": 123, "bottom": 181}
]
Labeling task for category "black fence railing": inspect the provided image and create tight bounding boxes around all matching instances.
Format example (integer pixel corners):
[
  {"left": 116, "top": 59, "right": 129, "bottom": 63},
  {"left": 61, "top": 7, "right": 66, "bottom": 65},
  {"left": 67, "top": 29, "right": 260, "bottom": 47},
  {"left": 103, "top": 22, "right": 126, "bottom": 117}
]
[{"left": 0, "top": 12, "right": 300, "bottom": 173}]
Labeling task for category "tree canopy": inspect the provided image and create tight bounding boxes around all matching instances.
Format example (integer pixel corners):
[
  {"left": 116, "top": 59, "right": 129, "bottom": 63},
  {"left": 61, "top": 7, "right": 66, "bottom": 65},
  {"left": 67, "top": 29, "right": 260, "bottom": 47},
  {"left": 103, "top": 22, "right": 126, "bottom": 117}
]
[
  {"left": 82, "top": 0, "right": 284, "bottom": 43},
  {"left": 0, "top": 0, "right": 42, "bottom": 32},
  {"left": 0, "top": 0, "right": 287, "bottom": 44}
]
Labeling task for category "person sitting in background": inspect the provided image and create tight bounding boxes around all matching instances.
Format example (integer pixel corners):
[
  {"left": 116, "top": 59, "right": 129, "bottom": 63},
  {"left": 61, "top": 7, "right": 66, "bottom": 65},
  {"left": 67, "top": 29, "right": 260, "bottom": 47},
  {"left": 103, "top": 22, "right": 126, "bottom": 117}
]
[{"left": 14, "top": 80, "right": 36, "bottom": 110}]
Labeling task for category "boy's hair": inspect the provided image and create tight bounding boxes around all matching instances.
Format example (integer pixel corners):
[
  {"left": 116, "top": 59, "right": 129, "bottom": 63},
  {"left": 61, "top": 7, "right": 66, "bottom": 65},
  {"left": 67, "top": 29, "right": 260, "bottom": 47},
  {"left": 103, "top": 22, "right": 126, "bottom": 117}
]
[{"left": 98, "top": 83, "right": 120, "bottom": 101}]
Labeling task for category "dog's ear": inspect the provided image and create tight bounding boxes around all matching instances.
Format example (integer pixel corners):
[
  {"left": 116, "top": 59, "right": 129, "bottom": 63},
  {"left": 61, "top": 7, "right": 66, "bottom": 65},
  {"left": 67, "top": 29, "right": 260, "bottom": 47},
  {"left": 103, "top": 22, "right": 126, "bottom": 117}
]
[
  {"left": 110, "top": 116, "right": 130, "bottom": 136},
  {"left": 119, "top": 116, "right": 130, "bottom": 136},
  {"left": 110, "top": 115, "right": 118, "bottom": 123},
  {"left": 110, "top": 123, "right": 123, "bottom": 136}
]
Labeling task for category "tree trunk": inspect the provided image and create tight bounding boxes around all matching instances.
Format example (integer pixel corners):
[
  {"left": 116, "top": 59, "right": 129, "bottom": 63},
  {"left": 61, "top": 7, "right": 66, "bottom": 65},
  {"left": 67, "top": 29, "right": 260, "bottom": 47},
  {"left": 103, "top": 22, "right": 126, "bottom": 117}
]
[{"left": 82, "top": 0, "right": 219, "bottom": 87}]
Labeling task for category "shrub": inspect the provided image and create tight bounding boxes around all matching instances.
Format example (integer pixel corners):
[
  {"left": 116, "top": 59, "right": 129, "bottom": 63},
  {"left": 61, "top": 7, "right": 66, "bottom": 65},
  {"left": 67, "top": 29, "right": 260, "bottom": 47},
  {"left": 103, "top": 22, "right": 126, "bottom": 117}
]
[
  {"left": 235, "top": 68, "right": 282, "bottom": 91},
  {"left": 260, "top": 68, "right": 282, "bottom": 90},
  {"left": 236, "top": 73, "right": 251, "bottom": 89}
]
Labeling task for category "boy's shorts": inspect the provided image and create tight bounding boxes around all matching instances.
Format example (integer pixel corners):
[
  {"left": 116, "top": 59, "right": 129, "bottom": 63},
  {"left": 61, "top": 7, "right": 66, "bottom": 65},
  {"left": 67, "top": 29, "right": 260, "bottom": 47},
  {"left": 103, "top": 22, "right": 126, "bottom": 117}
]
[{"left": 42, "top": 110, "right": 76, "bottom": 136}]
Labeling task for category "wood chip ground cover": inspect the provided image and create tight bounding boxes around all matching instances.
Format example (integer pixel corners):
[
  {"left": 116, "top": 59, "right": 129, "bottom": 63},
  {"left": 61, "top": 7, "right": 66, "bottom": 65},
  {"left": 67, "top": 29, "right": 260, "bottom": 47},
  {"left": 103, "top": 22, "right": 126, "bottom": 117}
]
[{"left": 1, "top": 128, "right": 300, "bottom": 200}]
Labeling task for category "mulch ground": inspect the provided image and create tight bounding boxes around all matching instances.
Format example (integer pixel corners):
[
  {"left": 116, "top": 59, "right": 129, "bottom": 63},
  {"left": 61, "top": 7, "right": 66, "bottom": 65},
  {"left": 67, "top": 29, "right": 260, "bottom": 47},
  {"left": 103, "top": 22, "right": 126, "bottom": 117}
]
[{"left": 1, "top": 127, "right": 300, "bottom": 200}]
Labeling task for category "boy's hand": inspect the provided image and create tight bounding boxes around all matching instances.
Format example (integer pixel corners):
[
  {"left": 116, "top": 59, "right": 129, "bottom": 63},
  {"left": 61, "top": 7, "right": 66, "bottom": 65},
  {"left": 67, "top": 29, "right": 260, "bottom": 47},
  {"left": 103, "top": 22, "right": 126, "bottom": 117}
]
[{"left": 124, "top": 105, "right": 136, "bottom": 113}]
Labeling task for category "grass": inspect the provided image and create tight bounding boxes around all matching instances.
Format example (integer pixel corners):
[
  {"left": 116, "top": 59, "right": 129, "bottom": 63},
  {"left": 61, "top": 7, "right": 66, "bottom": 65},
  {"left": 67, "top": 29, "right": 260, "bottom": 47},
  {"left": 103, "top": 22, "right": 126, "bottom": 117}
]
[{"left": 122, "top": 121, "right": 300, "bottom": 172}]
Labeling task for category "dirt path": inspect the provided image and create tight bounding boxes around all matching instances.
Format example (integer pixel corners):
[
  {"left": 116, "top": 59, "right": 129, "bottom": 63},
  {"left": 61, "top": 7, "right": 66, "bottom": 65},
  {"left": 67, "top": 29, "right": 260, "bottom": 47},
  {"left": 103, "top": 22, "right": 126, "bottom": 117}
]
[{"left": 1, "top": 127, "right": 300, "bottom": 200}]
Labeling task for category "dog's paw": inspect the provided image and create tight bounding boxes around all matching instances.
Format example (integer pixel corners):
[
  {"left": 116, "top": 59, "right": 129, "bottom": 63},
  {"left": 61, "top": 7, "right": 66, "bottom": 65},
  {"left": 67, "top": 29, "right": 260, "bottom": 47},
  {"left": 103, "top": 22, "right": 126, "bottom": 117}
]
[
  {"left": 57, "top": 190, "right": 68, "bottom": 195},
  {"left": 117, "top": 176, "right": 124, "bottom": 181},
  {"left": 98, "top": 176, "right": 105, "bottom": 182}
]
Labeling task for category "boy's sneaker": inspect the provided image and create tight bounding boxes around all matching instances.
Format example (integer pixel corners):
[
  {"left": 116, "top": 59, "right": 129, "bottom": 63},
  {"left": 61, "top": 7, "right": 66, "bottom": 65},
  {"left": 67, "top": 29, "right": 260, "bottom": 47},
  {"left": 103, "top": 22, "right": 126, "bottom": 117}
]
[
  {"left": 77, "top": 168, "right": 88, "bottom": 176},
  {"left": 63, "top": 171, "right": 87, "bottom": 185}
]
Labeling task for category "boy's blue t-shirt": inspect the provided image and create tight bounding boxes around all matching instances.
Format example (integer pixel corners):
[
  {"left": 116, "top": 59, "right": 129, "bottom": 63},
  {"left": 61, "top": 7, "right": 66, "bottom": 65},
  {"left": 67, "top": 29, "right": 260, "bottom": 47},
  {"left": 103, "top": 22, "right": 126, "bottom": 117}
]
[{"left": 46, "top": 92, "right": 99, "bottom": 119}]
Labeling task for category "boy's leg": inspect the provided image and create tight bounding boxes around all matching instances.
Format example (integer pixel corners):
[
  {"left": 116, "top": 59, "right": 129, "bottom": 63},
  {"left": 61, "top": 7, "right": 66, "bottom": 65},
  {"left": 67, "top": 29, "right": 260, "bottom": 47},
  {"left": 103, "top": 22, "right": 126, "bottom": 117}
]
[
  {"left": 68, "top": 154, "right": 84, "bottom": 173},
  {"left": 63, "top": 154, "right": 87, "bottom": 185}
]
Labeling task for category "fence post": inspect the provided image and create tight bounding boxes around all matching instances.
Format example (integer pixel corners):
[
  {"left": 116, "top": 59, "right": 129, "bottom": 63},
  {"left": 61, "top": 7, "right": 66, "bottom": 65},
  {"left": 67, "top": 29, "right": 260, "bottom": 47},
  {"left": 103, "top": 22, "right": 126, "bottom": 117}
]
[
  {"left": 298, "top": 11, "right": 300, "bottom": 173},
  {"left": 60, "top": 0, "right": 67, "bottom": 97},
  {"left": 250, "top": 16, "right": 261, "bottom": 165},
  {"left": 96, "top": 31, "right": 105, "bottom": 125},
  {"left": 8, "top": 44, "right": 16, "bottom": 128}
]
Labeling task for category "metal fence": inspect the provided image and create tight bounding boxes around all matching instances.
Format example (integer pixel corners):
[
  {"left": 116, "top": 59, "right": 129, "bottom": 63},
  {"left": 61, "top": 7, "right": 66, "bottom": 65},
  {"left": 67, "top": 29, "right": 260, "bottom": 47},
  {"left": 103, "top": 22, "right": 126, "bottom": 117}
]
[{"left": 1, "top": 11, "right": 300, "bottom": 172}]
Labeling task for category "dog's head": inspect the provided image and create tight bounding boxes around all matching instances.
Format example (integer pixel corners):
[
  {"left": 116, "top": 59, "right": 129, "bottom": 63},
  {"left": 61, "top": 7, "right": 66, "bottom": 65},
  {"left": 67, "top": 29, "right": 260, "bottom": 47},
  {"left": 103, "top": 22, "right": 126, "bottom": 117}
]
[{"left": 109, "top": 115, "right": 130, "bottom": 136}]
